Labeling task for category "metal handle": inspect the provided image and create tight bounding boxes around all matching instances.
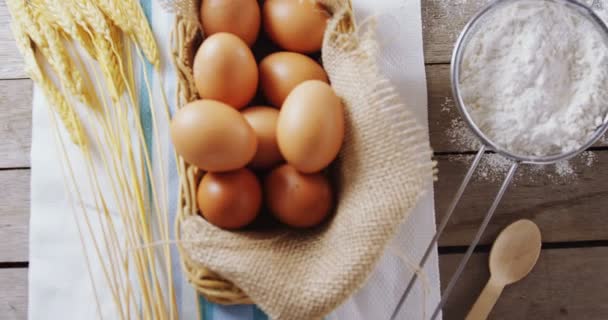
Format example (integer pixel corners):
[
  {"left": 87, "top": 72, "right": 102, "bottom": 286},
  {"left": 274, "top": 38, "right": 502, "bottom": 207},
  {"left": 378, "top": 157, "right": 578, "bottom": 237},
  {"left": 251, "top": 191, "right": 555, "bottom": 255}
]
[
  {"left": 389, "top": 148, "right": 519, "bottom": 320},
  {"left": 390, "top": 146, "right": 486, "bottom": 320},
  {"left": 430, "top": 162, "right": 518, "bottom": 320}
]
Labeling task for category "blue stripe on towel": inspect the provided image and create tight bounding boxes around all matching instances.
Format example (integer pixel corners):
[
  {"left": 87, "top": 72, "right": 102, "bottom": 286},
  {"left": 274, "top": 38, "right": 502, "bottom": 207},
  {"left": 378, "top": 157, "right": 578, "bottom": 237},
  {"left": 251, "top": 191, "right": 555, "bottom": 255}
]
[
  {"left": 138, "top": 0, "right": 190, "bottom": 317},
  {"left": 198, "top": 294, "right": 270, "bottom": 320},
  {"left": 252, "top": 306, "right": 269, "bottom": 320},
  {"left": 138, "top": 0, "right": 154, "bottom": 155},
  {"left": 137, "top": 0, "right": 186, "bottom": 316},
  {"left": 199, "top": 295, "right": 215, "bottom": 320},
  {"left": 213, "top": 304, "right": 254, "bottom": 319}
]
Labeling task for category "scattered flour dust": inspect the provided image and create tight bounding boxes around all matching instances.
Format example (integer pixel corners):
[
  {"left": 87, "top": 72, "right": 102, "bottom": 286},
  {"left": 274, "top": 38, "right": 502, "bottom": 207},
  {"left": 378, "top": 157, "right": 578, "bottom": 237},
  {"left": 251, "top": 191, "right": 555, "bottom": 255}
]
[
  {"left": 476, "top": 153, "right": 512, "bottom": 181},
  {"left": 441, "top": 102, "right": 599, "bottom": 182},
  {"left": 549, "top": 151, "right": 597, "bottom": 180},
  {"left": 555, "top": 161, "right": 575, "bottom": 177},
  {"left": 447, "top": 151, "right": 598, "bottom": 183},
  {"left": 584, "top": 150, "right": 597, "bottom": 166}
]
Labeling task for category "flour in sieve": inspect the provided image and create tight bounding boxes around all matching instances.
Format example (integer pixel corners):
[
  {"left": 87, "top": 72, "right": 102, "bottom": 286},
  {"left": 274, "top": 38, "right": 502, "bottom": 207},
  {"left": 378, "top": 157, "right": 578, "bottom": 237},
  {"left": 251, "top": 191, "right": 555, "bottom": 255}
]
[{"left": 459, "top": 0, "right": 608, "bottom": 157}]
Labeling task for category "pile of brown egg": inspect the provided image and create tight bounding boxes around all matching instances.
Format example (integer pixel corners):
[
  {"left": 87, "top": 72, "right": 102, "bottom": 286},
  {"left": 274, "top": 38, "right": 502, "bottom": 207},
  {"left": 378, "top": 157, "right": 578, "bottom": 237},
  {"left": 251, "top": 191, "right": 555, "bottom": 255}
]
[{"left": 170, "top": 0, "right": 345, "bottom": 230}]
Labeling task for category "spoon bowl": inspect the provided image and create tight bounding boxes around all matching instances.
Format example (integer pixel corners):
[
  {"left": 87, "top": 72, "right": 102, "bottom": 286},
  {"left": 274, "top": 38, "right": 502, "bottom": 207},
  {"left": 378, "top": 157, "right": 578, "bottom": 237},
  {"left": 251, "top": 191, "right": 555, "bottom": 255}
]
[
  {"left": 489, "top": 219, "right": 542, "bottom": 285},
  {"left": 466, "top": 219, "right": 542, "bottom": 320}
]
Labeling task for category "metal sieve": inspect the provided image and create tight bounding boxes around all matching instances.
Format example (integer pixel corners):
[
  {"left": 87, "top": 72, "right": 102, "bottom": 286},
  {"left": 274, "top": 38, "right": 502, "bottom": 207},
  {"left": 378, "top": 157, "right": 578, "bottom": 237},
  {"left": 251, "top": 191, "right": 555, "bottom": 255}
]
[{"left": 391, "top": 0, "right": 608, "bottom": 319}]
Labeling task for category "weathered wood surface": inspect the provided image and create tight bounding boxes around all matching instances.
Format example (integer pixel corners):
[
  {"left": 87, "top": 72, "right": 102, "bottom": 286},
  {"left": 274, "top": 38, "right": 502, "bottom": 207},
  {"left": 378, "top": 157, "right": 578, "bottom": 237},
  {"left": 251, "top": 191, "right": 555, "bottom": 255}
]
[
  {"left": 0, "top": 170, "right": 29, "bottom": 262},
  {"left": 435, "top": 151, "right": 608, "bottom": 246},
  {"left": 2, "top": 248, "right": 608, "bottom": 320},
  {"left": 0, "top": 1, "right": 27, "bottom": 80},
  {"left": 0, "top": 268, "right": 28, "bottom": 320},
  {"left": 2, "top": 150, "right": 608, "bottom": 262},
  {"left": 422, "top": 0, "right": 492, "bottom": 64},
  {"left": 0, "top": 79, "right": 32, "bottom": 168},
  {"left": 441, "top": 247, "right": 608, "bottom": 320}
]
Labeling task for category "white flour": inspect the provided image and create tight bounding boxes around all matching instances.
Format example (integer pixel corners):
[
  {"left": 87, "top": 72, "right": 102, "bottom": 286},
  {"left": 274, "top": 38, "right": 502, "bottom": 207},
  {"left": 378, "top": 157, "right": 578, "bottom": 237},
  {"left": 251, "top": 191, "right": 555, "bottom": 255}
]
[
  {"left": 459, "top": 0, "right": 608, "bottom": 157},
  {"left": 442, "top": 97, "right": 598, "bottom": 182}
]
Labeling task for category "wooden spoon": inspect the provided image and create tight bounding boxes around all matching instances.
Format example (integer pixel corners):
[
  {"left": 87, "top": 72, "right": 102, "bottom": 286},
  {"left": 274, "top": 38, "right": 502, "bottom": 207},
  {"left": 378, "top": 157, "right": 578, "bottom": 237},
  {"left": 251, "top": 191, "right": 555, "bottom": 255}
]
[{"left": 465, "top": 219, "right": 542, "bottom": 320}]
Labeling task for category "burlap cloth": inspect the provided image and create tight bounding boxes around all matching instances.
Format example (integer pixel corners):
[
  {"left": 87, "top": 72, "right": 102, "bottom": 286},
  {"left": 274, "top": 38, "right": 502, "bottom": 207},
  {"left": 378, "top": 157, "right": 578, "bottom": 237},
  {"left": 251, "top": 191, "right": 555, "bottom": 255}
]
[{"left": 172, "top": 1, "right": 434, "bottom": 319}]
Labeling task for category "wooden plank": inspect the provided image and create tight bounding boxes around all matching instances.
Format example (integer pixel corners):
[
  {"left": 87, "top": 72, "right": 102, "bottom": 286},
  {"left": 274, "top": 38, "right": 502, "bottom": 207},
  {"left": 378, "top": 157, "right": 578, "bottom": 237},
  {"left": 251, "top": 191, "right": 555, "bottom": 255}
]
[
  {"left": 0, "top": 268, "right": 27, "bottom": 320},
  {"left": 1, "top": 249, "right": 607, "bottom": 320},
  {"left": 422, "top": 0, "right": 491, "bottom": 64},
  {"left": 0, "top": 67, "right": 603, "bottom": 165},
  {"left": 435, "top": 151, "right": 608, "bottom": 246},
  {"left": 3, "top": 65, "right": 603, "bottom": 166},
  {"left": 0, "top": 1, "right": 27, "bottom": 79},
  {"left": 0, "top": 67, "right": 488, "bottom": 167},
  {"left": 0, "top": 170, "right": 29, "bottom": 262},
  {"left": 440, "top": 247, "right": 608, "bottom": 319},
  {"left": 2, "top": 148, "right": 608, "bottom": 261},
  {"left": 0, "top": 79, "right": 32, "bottom": 168}
]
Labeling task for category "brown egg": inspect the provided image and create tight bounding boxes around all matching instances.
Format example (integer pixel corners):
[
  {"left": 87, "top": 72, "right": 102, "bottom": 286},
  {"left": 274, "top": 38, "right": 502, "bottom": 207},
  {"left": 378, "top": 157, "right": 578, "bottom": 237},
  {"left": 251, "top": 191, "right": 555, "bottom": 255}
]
[
  {"left": 193, "top": 33, "right": 258, "bottom": 109},
  {"left": 170, "top": 100, "right": 257, "bottom": 172},
  {"left": 277, "top": 80, "right": 344, "bottom": 173},
  {"left": 197, "top": 168, "right": 262, "bottom": 229},
  {"left": 200, "top": 0, "right": 261, "bottom": 46},
  {"left": 259, "top": 52, "right": 329, "bottom": 107},
  {"left": 263, "top": 0, "right": 329, "bottom": 53},
  {"left": 264, "top": 164, "right": 332, "bottom": 228},
  {"left": 242, "top": 106, "right": 284, "bottom": 169}
]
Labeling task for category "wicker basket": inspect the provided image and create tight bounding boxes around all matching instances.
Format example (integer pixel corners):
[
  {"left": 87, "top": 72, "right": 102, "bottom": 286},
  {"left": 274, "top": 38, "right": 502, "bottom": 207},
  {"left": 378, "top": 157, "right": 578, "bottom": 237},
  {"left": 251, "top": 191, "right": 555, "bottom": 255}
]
[{"left": 172, "top": 0, "right": 355, "bottom": 305}]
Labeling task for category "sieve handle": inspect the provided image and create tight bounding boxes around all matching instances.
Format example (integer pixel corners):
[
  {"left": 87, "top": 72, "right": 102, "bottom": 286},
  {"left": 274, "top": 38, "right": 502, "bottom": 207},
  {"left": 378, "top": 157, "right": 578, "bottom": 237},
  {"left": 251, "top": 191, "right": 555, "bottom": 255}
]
[
  {"left": 430, "top": 162, "right": 519, "bottom": 320},
  {"left": 389, "top": 146, "right": 486, "bottom": 320}
]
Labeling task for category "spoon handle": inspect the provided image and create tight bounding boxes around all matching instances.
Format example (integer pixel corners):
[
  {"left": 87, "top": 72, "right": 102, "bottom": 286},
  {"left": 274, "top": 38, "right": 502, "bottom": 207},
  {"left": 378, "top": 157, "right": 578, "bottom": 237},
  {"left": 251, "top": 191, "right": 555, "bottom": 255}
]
[{"left": 465, "top": 278, "right": 504, "bottom": 320}]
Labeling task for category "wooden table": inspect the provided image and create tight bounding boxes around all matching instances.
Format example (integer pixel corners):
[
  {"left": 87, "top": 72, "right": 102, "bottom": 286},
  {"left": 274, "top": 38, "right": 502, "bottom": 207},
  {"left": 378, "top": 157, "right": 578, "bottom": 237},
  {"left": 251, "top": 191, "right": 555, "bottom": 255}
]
[{"left": 2, "top": 1, "right": 608, "bottom": 319}]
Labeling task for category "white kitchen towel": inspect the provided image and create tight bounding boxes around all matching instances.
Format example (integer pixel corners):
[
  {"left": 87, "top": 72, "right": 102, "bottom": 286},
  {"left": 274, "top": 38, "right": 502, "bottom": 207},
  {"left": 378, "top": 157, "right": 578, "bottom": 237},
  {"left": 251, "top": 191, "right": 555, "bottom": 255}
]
[
  {"left": 331, "top": 0, "right": 441, "bottom": 319},
  {"left": 27, "top": 0, "right": 440, "bottom": 319}
]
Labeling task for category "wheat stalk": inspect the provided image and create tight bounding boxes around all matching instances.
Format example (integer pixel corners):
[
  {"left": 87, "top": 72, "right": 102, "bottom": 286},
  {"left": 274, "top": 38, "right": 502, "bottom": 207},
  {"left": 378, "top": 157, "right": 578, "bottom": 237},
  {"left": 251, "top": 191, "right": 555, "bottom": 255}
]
[
  {"left": 72, "top": 0, "right": 112, "bottom": 39},
  {"left": 121, "top": 0, "right": 160, "bottom": 67},
  {"left": 96, "top": 0, "right": 132, "bottom": 32},
  {"left": 97, "top": 0, "right": 160, "bottom": 67},
  {"left": 67, "top": 0, "right": 126, "bottom": 101},
  {"left": 94, "top": 30, "right": 126, "bottom": 102},
  {"left": 8, "top": 12, "right": 87, "bottom": 146},
  {"left": 9, "top": 0, "right": 99, "bottom": 110},
  {"left": 108, "top": 22, "right": 126, "bottom": 96},
  {"left": 32, "top": 0, "right": 96, "bottom": 57},
  {"left": 8, "top": 0, "right": 179, "bottom": 318},
  {"left": 132, "top": 16, "right": 161, "bottom": 67}
]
